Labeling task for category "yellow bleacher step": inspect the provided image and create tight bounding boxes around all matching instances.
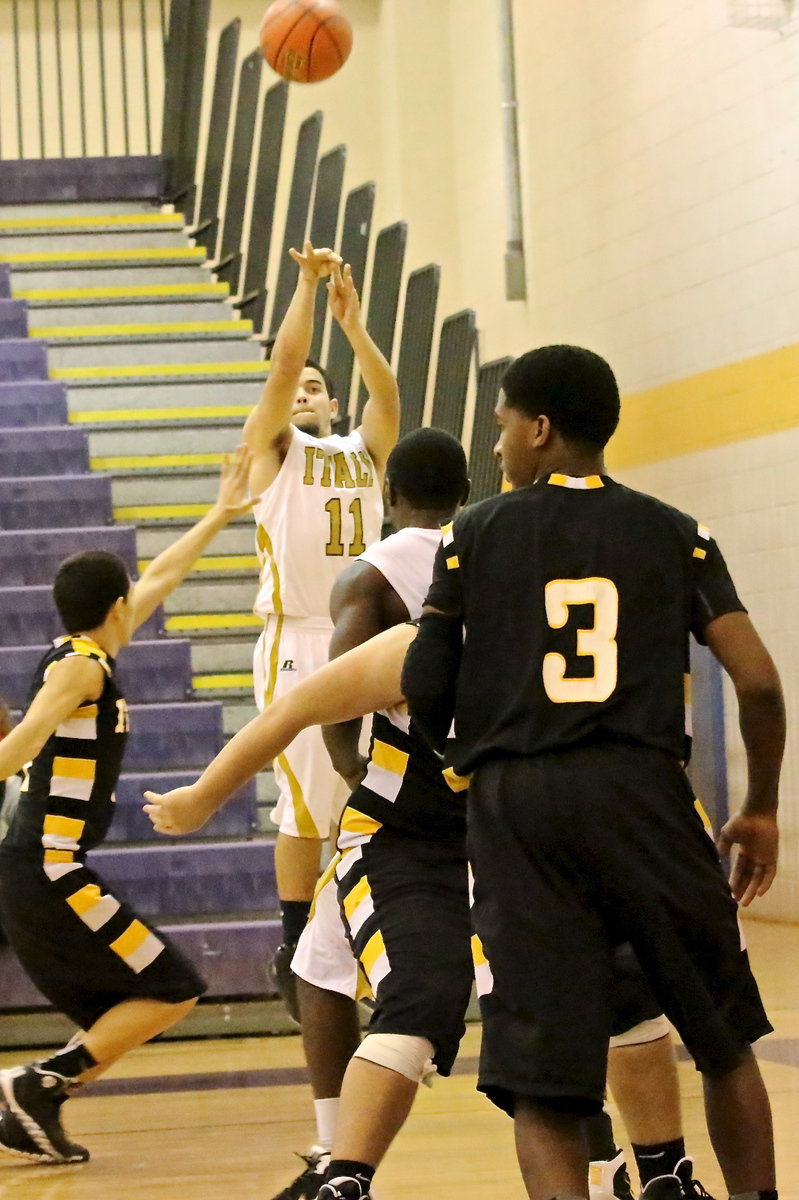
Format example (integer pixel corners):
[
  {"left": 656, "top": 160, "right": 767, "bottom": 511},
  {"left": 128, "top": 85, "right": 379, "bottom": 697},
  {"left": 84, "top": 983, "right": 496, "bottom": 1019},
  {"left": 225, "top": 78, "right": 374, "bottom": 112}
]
[
  {"left": 15, "top": 282, "right": 230, "bottom": 302},
  {"left": 193, "top": 673, "right": 255, "bottom": 691},
  {"left": 93, "top": 452, "right": 227, "bottom": 472},
  {"left": 1, "top": 247, "right": 205, "bottom": 265},
  {"left": 115, "top": 502, "right": 214, "bottom": 521},
  {"left": 72, "top": 405, "right": 254, "bottom": 425},
  {"left": 53, "top": 361, "right": 268, "bottom": 383},
  {"left": 138, "top": 555, "right": 259, "bottom": 574},
  {"left": 167, "top": 613, "right": 262, "bottom": 632},
  {"left": 0, "top": 213, "right": 185, "bottom": 231},
  {"left": 31, "top": 320, "right": 253, "bottom": 341}
]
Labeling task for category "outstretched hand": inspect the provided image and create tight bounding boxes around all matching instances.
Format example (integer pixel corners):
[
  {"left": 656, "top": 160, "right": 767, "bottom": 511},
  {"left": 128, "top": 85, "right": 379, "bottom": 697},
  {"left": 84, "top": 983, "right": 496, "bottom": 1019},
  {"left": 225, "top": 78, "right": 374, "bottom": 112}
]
[
  {"left": 327, "top": 262, "right": 361, "bottom": 330},
  {"left": 717, "top": 810, "right": 778, "bottom": 906},
  {"left": 143, "top": 786, "right": 215, "bottom": 837},
  {"left": 289, "top": 240, "right": 342, "bottom": 282}
]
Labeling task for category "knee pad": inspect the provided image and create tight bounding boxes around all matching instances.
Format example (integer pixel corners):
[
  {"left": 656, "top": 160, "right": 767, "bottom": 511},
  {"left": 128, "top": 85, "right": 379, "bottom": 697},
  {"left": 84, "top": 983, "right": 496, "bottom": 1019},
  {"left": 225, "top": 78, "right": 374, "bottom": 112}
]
[
  {"left": 353, "top": 1033, "right": 435, "bottom": 1083},
  {"left": 609, "top": 1014, "right": 670, "bottom": 1048}
]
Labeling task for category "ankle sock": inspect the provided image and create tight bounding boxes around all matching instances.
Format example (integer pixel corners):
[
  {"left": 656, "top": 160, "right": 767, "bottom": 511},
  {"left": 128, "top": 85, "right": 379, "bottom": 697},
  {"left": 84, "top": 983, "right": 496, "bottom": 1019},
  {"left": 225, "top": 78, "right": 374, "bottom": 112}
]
[
  {"left": 38, "top": 1042, "right": 98, "bottom": 1083},
  {"left": 280, "top": 900, "right": 312, "bottom": 945},
  {"left": 632, "top": 1137, "right": 686, "bottom": 1185}
]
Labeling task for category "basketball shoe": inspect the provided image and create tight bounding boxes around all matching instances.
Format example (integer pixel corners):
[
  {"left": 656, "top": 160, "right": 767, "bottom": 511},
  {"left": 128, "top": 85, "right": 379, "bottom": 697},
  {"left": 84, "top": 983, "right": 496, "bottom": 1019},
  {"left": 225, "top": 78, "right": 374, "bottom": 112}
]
[
  {"left": 0, "top": 1105, "right": 89, "bottom": 1164},
  {"left": 589, "top": 1148, "right": 634, "bottom": 1200},
  {"left": 0, "top": 1064, "right": 87, "bottom": 1162},
  {"left": 268, "top": 942, "right": 301, "bottom": 1024},
  {"left": 270, "top": 1146, "right": 331, "bottom": 1200},
  {"left": 640, "top": 1160, "right": 716, "bottom": 1200}
]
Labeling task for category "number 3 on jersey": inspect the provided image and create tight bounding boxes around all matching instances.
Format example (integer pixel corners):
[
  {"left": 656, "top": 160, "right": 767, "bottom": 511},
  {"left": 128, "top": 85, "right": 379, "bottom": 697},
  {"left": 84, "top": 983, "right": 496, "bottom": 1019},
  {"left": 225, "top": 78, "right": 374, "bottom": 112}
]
[
  {"left": 543, "top": 577, "right": 618, "bottom": 703},
  {"left": 325, "top": 497, "right": 366, "bottom": 557}
]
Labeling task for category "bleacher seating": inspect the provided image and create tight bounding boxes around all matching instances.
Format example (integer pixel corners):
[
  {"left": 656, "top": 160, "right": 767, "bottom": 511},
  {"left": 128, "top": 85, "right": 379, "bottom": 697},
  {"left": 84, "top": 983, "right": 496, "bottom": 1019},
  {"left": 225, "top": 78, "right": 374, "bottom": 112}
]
[
  {"left": 0, "top": 426, "right": 89, "bottom": 476},
  {"left": 0, "top": 338, "right": 47, "bottom": 380},
  {"left": 0, "top": 474, "right": 112, "bottom": 529},
  {"left": 0, "top": 584, "right": 163, "bottom": 645},
  {"left": 0, "top": 300, "right": 28, "bottom": 339},
  {"left": 124, "top": 701, "right": 225, "bottom": 771},
  {"left": 0, "top": 381, "right": 69, "bottom": 426},
  {"left": 0, "top": 525, "right": 137, "bottom": 584},
  {"left": 109, "top": 773, "right": 257, "bottom": 842}
]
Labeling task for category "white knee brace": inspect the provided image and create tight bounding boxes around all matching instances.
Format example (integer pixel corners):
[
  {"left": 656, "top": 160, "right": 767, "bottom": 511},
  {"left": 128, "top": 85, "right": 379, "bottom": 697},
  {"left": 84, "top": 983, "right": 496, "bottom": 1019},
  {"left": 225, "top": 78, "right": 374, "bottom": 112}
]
[
  {"left": 353, "top": 1033, "right": 435, "bottom": 1083},
  {"left": 609, "top": 1014, "right": 670, "bottom": 1048}
]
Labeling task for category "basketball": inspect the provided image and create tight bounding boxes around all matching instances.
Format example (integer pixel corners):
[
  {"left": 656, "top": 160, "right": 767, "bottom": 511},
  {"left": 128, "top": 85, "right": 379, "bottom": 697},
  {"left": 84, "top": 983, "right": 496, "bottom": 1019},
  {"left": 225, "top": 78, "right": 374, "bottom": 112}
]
[{"left": 259, "top": 0, "right": 353, "bottom": 84}]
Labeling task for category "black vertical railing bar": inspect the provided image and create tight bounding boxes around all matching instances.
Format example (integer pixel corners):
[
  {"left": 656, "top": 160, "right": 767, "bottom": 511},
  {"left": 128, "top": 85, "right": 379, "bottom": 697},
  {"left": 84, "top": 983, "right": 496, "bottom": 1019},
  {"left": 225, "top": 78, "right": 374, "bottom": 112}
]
[
  {"left": 34, "top": 0, "right": 46, "bottom": 157},
  {"left": 326, "top": 182, "right": 376, "bottom": 429},
  {"left": 430, "top": 309, "right": 477, "bottom": 437},
  {"left": 96, "top": 0, "right": 109, "bottom": 156},
  {"left": 75, "top": 0, "right": 87, "bottom": 155},
  {"left": 191, "top": 19, "right": 241, "bottom": 254},
  {"left": 354, "top": 220, "right": 407, "bottom": 425},
  {"left": 159, "top": 0, "right": 167, "bottom": 44},
  {"left": 236, "top": 79, "right": 289, "bottom": 336},
  {"left": 469, "top": 357, "right": 512, "bottom": 502},
  {"left": 214, "top": 48, "right": 262, "bottom": 289},
  {"left": 139, "top": 0, "right": 152, "bottom": 154},
  {"left": 268, "top": 111, "right": 323, "bottom": 337},
  {"left": 396, "top": 264, "right": 440, "bottom": 436},
  {"left": 54, "top": 0, "right": 67, "bottom": 156},
  {"left": 12, "top": 1, "right": 24, "bottom": 158},
  {"left": 160, "top": 0, "right": 211, "bottom": 213},
  {"left": 118, "top": 0, "right": 131, "bottom": 155},
  {"left": 308, "top": 144, "right": 347, "bottom": 360}
]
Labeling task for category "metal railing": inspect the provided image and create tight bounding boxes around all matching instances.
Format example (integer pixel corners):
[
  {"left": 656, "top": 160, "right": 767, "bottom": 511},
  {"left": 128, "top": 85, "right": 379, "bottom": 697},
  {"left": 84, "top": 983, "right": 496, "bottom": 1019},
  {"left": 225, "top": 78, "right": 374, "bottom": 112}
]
[{"left": 0, "top": 0, "right": 168, "bottom": 159}]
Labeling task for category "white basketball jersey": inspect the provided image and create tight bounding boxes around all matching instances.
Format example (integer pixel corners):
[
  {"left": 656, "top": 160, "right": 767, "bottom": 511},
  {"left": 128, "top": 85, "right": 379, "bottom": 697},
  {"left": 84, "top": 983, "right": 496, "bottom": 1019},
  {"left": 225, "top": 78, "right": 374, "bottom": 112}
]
[
  {"left": 357, "top": 525, "right": 441, "bottom": 621},
  {"left": 253, "top": 426, "right": 384, "bottom": 620}
]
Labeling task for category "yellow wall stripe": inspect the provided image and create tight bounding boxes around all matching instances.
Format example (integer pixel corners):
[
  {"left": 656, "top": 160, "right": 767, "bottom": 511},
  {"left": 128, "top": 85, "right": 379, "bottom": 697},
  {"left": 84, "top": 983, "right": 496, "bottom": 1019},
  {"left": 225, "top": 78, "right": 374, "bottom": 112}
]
[
  {"left": 32, "top": 321, "right": 252, "bottom": 339},
  {"left": 92, "top": 452, "right": 226, "bottom": 471},
  {"left": 71, "top": 405, "right": 253, "bottom": 424},
  {"left": 15, "top": 283, "right": 229, "bottom": 301},
  {"left": 53, "top": 362, "right": 268, "bottom": 380},
  {"left": 165, "top": 612, "right": 261, "bottom": 631},
  {"left": 608, "top": 342, "right": 799, "bottom": 471},
  {"left": 1, "top": 248, "right": 204, "bottom": 263}
]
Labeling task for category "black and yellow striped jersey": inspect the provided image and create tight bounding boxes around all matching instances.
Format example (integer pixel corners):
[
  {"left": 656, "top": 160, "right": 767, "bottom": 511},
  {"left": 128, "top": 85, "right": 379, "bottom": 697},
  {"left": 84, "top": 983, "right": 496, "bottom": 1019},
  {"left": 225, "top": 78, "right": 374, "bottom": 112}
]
[
  {"left": 2, "top": 635, "right": 128, "bottom": 865},
  {"left": 413, "top": 473, "right": 745, "bottom": 775},
  {"left": 342, "top": 708, "right": 466, "bottom": 845}
]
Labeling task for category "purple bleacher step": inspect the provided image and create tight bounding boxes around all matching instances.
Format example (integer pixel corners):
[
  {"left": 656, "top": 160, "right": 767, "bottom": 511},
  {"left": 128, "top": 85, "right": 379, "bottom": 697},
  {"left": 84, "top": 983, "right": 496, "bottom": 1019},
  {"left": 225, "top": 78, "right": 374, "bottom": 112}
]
[
  {"left": 109, "top": 772, "right": 257, "bottom": 842},
  {"left": 125, "top": 701, "right": 223, "bottom": 771},
  {"left": 0, "top": 265, "right": 9, "bottom": 298},
  {"left": 0, "top": 917, "right": 281, "bottom": 1005},
  {"left": 0, "top": 524, "right": 136, "bottom": 585},
  {"left": 0, "top": 425, "right": 89, "bottom": 476},
  {"left": 0, "top": 473, "right": 112, "bottom": 529},
  {"left": 0, "top": 584, "right": 163, "bottom": 647},
  {"left": 88, "top": 840, "right": 276, "bottom": 919},
  {"left": 0, "top": 300, "right": 28, "bottom": 339},
  {"left": 0, "top": 381, "right": 68, "bottom": 427},
  {"left": 0, "top": 638, "right": 192, "bottom": 708},
  {"left": 0, "top": 339, "right": 47, "bottom": 381}
]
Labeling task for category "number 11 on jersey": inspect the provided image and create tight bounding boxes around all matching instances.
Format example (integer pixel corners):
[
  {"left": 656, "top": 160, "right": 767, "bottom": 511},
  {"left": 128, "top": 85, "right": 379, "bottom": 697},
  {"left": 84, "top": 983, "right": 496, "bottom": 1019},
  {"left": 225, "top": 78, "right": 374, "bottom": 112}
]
[{"left": 325, "top": 497, "right": 367, "bottom": 557}]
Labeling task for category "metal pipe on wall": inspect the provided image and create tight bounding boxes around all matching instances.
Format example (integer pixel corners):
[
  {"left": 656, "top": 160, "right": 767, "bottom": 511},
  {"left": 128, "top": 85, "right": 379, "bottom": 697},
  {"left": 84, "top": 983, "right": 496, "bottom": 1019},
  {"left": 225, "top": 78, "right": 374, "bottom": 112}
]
[{"left": 498, "top": 0, "right": 527, "bottom": 301}]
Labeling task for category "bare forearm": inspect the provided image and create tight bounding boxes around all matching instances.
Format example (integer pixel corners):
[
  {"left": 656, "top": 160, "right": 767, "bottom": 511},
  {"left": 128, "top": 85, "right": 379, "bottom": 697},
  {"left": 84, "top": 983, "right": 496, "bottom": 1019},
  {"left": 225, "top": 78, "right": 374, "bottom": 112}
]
[
  {"left": 737, "top": 684, "right": 785, "bottom": 815},
  {"left": 0, "top": 722, "right": 46, "bottom": 779},
  {"left": 270, "top": 276, "right": 317, "bottom": 374},
  {"left": 133, "top": 504, "right": 231, "bottom": 625},
  {"left": 191, "top": 704, "right": 305, "bottom": 811}
]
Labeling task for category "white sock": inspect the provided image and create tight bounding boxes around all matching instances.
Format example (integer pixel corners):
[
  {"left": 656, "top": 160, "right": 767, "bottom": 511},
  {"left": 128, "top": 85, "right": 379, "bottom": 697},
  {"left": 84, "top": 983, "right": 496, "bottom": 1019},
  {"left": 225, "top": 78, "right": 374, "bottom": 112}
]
[{"left": 313, "top": 1097, "right": 339, "bottom": 1153}]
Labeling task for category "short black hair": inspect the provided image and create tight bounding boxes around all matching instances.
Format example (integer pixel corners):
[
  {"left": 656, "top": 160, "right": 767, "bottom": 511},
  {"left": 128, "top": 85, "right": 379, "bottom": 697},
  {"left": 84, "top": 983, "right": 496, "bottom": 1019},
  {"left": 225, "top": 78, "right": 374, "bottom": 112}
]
[
  {"left": 386, "top": 427, "right": 469, "bottom": 510},
  {"left": 262, "top": 339, "right": 337, "bottom": 399},
  {"left": 501, "top": 345, "right": 620, "bottom": 449},
  {"left": 53, "top": 551, "right": 130, "bottom": 634}
]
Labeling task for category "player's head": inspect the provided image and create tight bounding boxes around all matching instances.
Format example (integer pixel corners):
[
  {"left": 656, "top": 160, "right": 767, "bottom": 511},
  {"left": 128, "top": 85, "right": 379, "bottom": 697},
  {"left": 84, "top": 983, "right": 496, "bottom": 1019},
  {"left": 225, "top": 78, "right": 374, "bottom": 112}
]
[
  {"left": 263, "top": 339, "right": 338, "bottom": 438},
  {"left": 386, "top": 428, "right": 470, "bottom": 523},
  {"left": 496, "top": 345, "right": 620, "bottom": 486},
  {"left": 53, "top": 551, "right": 134, "bottom": 644}
]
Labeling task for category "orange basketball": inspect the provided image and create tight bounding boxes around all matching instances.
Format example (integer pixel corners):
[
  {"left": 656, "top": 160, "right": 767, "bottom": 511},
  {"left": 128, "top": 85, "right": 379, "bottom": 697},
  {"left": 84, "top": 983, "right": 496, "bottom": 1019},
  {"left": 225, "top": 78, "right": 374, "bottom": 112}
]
[{"left": 259, "top": 0, "right": 353, "bottom": 84}]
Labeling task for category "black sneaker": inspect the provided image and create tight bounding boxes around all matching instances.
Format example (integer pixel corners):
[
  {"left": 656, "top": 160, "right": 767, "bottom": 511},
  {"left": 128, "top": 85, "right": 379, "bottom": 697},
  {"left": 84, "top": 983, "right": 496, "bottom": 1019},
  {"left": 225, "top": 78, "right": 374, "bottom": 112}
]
[
  {"left": 0, "top": 1105, "right": 89, "bottom": 1164},
  {"left": 673, "top": 1158, "right": 716, "bottom": 1200},
  {"left": 268, "top": 943, "right": 301, "bottom": 1024},
  {"left": 0, "top": 1065, "right": 85, "bottom": 1161},
  {"left": 640, "top": 1175, "right": 683, "bottom": 1200},
  {"left": 270, "top": 1146, "right": 330, "bottom": 1200},
  {"left": 318, "top": 1179, "right": 369, "bottom": 1200}
]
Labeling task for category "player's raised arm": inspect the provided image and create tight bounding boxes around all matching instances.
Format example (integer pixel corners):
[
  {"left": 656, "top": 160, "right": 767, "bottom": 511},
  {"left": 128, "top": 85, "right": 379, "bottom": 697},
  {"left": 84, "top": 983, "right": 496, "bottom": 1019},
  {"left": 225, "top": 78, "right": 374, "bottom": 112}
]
[
  {"left": 327, "top": 262, "right": 399, "bottom": 480},
  {"left": 705, "top": 610, "right": 785, "bottom": 906},
  {"left": 244, "top": 243, "right": 342, "bottom": 494},
  {"left": 129, "top": 445, "right": 258, "bottom": 632},
  {"left": 0, "top": 655, "right": 105, "bottom": 781},
  {"left": 143, "top": 622, "right": 415, "bottom": 836}
]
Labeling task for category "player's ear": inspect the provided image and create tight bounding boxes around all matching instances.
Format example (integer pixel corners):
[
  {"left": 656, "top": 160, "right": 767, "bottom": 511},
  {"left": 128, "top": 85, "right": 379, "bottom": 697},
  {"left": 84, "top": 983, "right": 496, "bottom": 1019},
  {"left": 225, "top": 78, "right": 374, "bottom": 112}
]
[
  {"left": 329, "top": 397, "right": 339, "bottom": 420},
  {"left": 531, "top": 414, "right": 552, "bottom": 447}
]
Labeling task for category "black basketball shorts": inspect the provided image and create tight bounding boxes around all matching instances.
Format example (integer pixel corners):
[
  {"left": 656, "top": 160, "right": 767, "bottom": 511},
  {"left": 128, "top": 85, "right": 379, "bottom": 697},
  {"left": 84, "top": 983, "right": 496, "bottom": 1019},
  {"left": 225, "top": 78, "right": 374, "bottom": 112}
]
[
  {"left": 0, "top": 853, "right": 207, "bottom": 1030},
  {"left": 467, "top": 742, "right": 772, "bottom": 1117},
  {"left": 335, "top": 822, "right": 473, "bottom": 1076}
]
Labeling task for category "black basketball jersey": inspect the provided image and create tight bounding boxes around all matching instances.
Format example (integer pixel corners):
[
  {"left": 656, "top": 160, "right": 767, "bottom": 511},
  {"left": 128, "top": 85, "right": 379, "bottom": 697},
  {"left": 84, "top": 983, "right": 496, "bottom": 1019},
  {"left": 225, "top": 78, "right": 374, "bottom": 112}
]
[
  {"left": 2, "top": 635, "right": 129, "bottom": 863},
  {"left": 343, "top": 706, "right": 466, "bottom": 844},
  {"left": 422, "top": 473, "right": 745, "bottom": 774}
]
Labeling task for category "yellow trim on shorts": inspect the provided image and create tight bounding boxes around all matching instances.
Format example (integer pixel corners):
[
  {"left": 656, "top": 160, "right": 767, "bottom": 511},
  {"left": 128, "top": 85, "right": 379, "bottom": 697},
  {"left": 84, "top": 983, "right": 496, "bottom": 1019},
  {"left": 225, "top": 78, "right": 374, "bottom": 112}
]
[
  {"left": 360, "top": 928, "right": 387, "bottom": 976},
  {"left": 343, "top": 874, "right": 371, "bottom": 920},
  {"left": 471, "top": 932, "right": 488, "bottom": 968},
  {"left": 339, "top": 807, "right": 383, "bottom": 838},
  {"left": 309, "top": 853, "right": 341, "bottom": 921},
  {"left": 275, "top": 751, "right": 319, "bottom": 839},
  {"left": 66, "top": 883, "right": 103, "bottom": 916}
]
